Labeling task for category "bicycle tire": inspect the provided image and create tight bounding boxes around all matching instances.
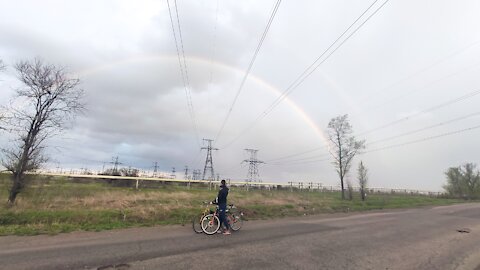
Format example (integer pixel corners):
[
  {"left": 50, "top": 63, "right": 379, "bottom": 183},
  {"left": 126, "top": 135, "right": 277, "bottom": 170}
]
[
  {"left": 228, "top": 212, "right": 243, "bottom": 231},
  {"left": 192, "top": 214, "right": 204, "bottom": 233},
  {"left": 201, "top": 214, "right": 220, "bottom": 235}
]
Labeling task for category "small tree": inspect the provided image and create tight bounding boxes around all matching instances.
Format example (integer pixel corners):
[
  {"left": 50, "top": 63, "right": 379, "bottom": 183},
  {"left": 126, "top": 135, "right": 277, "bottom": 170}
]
[
  {"left": 327, "top": 114, "right": 365, "bottom": 200},
  {"left": 444, "top": 163, "right": 480, "bottom": 199},
  {"left": 357, "top": 161, "right": 368, "bottom": 201},
  {"left": 1, "top": 59, "right": 85, "bottom": 205}
]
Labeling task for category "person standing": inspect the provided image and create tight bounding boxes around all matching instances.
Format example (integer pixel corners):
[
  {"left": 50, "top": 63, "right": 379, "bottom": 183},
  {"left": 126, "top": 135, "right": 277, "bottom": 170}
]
[{"left": 213, "top": 179, "right": 231, "bottom": 235}]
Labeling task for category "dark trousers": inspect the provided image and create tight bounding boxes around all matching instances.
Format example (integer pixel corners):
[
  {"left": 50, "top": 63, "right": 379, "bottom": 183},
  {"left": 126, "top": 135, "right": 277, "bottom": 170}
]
[{"left": 218, "top": 203, "right": 230, "bottom": 230}]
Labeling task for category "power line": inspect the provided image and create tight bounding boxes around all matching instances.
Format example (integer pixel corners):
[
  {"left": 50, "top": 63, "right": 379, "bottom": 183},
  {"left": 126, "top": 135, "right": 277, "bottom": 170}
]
[
  {"left": 269, "top": 154, "right": 330, "bottom": 165},
  {"left": 265, "top": 145, "right": 328, "bottom": 163},
  {"left": 173, "top": 0, "right": 196, "bottom": 126},
  {"left": 173, "top": 0, "right": 190, "bottom": 90},
  {"left": 166, "top": 0, "right": 200, "bottom": 146},
  {"left": 354, "top": 56, "right": 480, "bottom": 117},
  {"left": 364, "top": 123, "right": 480, "bottom": 154},
  {"left": 367, "top": 111, "right": 480, "bottom": 145},
  {"left": 354, "top": 39, "right": 480, "bottom": 111},
  {"left": 206, "top": 0, "right": 220, "bottom": 118},
  {"left": 214, "top": 0, "right": 282, "bottom": 144},
  {"left": 268, "top": 91, "right": 480, "bottom": 164},
  {"left": 269, "top": 123, "right": 480, "bottom": 167},
  {"left": 174, "top": 0, "right": 199, "bottom": 146},
  {"left": 220, "top": 0, "right": 390, "bottom": 148},
  {"left": 269, "top": 156, "right": 331, "bottom": 166},
  {"left": 264, "top": 0, "right": 388, "bottom": 116},
  {"left": 357, "top": 89, "right": 480, "bottom": 136}
]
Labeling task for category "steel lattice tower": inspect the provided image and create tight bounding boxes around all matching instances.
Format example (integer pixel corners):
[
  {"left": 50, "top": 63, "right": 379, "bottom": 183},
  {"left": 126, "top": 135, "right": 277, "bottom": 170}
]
[
  {"left": 184, "top": 165, "right": 189, "bottom": 180},
  {"left": 243, "top": 149, "right": 264, "bottom": 183},
  {"left": 201, "top": 139, "right": 218, "bottom": 180}
]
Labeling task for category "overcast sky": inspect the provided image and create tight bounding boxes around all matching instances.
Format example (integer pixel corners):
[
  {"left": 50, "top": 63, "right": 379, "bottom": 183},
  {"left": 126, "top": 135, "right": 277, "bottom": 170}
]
[{"left": 1, "top": 0, "right": 480, "bottom": 191}]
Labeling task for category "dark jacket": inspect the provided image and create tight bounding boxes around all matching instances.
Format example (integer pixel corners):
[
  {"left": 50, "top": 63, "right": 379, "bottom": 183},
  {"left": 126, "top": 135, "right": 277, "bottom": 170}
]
[{"left": 215, "top": 185, "right": 229, "bottom": 205}]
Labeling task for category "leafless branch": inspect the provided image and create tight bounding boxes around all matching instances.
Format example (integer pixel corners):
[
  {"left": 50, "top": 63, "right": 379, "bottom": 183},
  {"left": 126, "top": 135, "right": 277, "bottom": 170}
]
[
  {"left": 327, "top": 114, "right": 365, "bottom": 200},
  {"left": 2, "top": 58, "right": 86, "bottom": 204}
]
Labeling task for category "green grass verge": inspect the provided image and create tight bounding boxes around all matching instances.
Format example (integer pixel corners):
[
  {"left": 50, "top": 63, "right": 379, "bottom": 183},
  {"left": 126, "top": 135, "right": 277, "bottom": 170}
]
[{"left": 0, "top": 174, "right": 467, "bottom": 236}]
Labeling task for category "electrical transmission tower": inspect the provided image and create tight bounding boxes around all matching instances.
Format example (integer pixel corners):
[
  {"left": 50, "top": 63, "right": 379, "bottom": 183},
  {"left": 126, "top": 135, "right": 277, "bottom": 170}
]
[
  {"left": 170, "top": 167, "right": 176, "bottom": 179},
  {"left": 243, "top": 149, "right": 265, "bottom": 183},
  {"left": 201, "top": 139, "right": 218, "bottom": 180},
  {"left": 153, "top": 162, "right": 159, "bottom": 178},
  {"left": 193, "top": 169, "right": 201, "bottom": 180},
  {"left": 110, "top": 156, "right": 122, "bottom": 175},
  {"left": 184, "top": 166, "right": 189, "bottom": 180}
]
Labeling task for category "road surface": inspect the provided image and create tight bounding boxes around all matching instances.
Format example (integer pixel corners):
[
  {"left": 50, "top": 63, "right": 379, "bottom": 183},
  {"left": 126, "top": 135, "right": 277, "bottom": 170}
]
[{"left": 1, "top": 203, "right": 480, "bottom": 270}]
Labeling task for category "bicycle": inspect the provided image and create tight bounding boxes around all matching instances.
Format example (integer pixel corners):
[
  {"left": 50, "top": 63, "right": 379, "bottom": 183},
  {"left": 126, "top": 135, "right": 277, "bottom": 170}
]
[
  {"left": 226, "top": 204, "right": 243, "bottom": 231},
  {"left": 201, "top": 204, "right": 243, "bottom": 235},
  {"left": 192, "top": 201, "right": 215, "bottom": 233}
]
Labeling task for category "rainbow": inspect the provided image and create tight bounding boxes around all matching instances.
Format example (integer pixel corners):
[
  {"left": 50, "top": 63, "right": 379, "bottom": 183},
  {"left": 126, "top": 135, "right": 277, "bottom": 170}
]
[{"left": 75, "top": 54, "right": 330, "bottom": 148}]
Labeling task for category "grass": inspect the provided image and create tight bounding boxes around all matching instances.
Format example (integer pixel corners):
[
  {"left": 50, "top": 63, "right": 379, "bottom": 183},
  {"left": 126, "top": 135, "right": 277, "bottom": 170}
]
[{"left": 0, "top": 174, "right": 467, "bottom": 236}]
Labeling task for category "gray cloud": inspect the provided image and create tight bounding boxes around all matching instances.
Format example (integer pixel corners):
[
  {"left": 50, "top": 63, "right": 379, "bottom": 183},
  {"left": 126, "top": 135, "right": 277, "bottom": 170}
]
[{"left": 1, "top": 0, "right": 480, "bottom": 190}]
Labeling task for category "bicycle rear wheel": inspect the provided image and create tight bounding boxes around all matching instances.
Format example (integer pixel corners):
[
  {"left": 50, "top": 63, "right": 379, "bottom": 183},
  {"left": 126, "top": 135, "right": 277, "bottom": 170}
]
[
  {"left": 192, "top": 214, "right": 204, "bottom": 233},
  {"left": 228, "top": 212, "right": 243, "bottom": 231},
  {"left": 201, "top": 214, "right": 220, "bottom": 235}
]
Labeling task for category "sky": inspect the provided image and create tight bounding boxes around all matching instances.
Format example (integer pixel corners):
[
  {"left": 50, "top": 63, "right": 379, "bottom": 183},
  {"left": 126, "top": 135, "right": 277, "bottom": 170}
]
[{"left": 1, "top": 0, "right": 480, "bottom": 191}]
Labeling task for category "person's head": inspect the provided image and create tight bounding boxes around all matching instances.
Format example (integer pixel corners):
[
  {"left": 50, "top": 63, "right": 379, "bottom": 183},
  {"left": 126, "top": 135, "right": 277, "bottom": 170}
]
[{"left": 221, "top": 179, "right": 226, "bottom": 186}]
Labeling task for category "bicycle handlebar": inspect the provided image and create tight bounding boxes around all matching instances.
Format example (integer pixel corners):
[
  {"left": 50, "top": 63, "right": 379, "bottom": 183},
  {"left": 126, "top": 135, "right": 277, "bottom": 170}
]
[{"left": 203, "top": 201, "right": 236, "bottom": 207}]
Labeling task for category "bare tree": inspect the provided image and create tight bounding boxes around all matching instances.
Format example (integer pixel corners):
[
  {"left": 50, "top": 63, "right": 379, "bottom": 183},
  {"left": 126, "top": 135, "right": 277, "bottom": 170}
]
[
  {"left": 357, "top": 161, "right": 368, "bottom": 201},
  {"left": 1, "top": 58, "right": 85, "bottom": 205},
  {"left": 327, "top": 114, "right": 365, "bottom": 200}
]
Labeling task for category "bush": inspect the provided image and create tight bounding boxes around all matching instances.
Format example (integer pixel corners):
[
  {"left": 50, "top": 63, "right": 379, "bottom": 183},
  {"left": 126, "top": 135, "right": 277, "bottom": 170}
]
[{"left": 444, "top": 163, "right": 480, "bottom": 199}]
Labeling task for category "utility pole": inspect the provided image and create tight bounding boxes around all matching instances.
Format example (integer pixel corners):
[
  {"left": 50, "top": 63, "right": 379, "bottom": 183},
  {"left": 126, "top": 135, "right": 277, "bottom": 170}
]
[
  {"left": 201, "top": 139, "right": 218, "bottom": 180},
  {"left": 170, "top": 167, "right": 176, "bottom": 179},
  {"left": 242, "top": 149, "right": 265, "bottom": 184}
]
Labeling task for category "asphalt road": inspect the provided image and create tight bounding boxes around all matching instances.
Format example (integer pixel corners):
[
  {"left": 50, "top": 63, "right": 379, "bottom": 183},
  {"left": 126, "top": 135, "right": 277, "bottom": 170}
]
[{"left": 1, "top": 203, "right": 480, "bottom": 270}]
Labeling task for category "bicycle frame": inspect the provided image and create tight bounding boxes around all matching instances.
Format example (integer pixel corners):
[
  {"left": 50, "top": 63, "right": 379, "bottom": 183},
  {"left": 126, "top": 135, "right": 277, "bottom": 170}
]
[{"left": 209, "top": 205, "right": 241, "bottom": 228}]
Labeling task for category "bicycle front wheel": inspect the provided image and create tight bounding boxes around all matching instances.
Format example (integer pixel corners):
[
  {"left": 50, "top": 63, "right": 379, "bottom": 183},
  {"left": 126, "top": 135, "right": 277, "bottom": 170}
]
[
  {"left": 228, "top": 212, "right": 243, "bottom": 231},
  {"left": 192, "top": 214, "right": 204, "bottom": 233},
  {"left": 201, "top": 214, "right": 220, "bottom": 235}
]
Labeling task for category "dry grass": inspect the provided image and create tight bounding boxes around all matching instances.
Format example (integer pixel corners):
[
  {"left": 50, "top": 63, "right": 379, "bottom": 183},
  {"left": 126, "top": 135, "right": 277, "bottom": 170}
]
[{"left": 0, "top": 174, "right": 466, "bottom": 235}]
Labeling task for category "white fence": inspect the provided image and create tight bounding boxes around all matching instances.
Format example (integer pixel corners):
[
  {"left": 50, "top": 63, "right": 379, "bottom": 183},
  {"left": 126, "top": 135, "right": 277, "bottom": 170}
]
[{"left": 32, "top": 173, "right": 445, "bottom": 196}]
